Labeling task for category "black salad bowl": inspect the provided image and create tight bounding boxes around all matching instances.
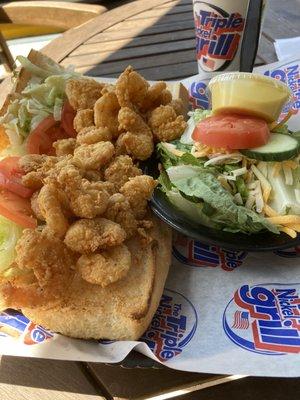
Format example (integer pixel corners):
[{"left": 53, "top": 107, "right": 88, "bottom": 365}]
[{"left": 142, "top": 155, "right": 300, "bottom": 252}]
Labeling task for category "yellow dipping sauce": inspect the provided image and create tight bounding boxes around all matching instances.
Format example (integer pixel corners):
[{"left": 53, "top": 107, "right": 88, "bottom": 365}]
[{"left": 208, "top": 72, "right": 292, "bottom": 122}]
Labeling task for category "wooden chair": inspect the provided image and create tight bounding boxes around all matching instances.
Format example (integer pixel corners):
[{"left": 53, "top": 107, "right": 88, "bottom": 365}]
[{"left": 0, "top": 1, "right": 108, "bottom": 73}]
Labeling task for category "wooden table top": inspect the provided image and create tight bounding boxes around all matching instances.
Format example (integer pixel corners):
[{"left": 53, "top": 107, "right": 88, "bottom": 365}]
[{"left": 1, "top": 0, "right": 300, "bottom": 399}]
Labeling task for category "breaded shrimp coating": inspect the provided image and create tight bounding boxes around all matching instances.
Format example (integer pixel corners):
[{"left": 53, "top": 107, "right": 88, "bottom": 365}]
[
  {"left": 84, "top": 170, "right": 104, "bottom": 182},
  {"left": 37, "top": 184, "right": 70, "bottom": 238},
  {"left": 120, "top": 175, "right": 157, "bottom": 219},
  {"left": 20, "top": 155, "right": 58, "bottom": 189},
  {"left": 64, "top": 218, "right": 126, "bottom": 254},
  {"left": 116, "top": 107, "right": 154, "bottom": 160},
  {"left": 115, "top": 66, "right": 149, "bottom": 110},
  {"left": 104, "top": 155, "right": 142, "bottom": 190},
  {"left": 65, "top": 78, "right": 104, "bottom": 110},
  {"left": 2, "top": 229, "right": 77, "bottom": 308},
  {"left": 148, "top": 105, "right": 187, "bottom": 142},
  {"left": 73, "top": 109, "right": 94, "bottom": 133},
  {"left": 104, "top": 193, "right": 138, "bottom": 238},
  {"left": 30, "top": 191, "right": 44, "bottom": 221},
  {"left": 53, "top": 138, "right": 76, "bottom": 156},
  {"left": 140, "top": 82, "right": 172, "bottom": 112},
  {"left": 94, "top": 92, "right": 120, "bottom": 138},
  {"left": 76, "top": 126, "right": 112, "bottom": 145},
  {"left": 73, "top": 141, "right": 115, "bottom": 170},
  {"left": 77, "top": 244, "right": 131, "bottom": 287},
  {"left": 55, "top": 164, "right": 110, "bottom": 218}
]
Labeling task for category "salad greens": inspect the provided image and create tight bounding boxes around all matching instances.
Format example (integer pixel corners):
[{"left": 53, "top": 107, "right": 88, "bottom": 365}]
[{"left": 156, "top": 110, "right": 300, "bottom": 235}]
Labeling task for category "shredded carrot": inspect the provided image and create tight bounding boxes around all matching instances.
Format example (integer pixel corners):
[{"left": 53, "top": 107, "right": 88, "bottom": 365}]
[
  {"left": 272, "top": 162, "right": 282, "bottom": 177},
  {"left": 282, "top": 160, "right": 298, "bottom": 169}
]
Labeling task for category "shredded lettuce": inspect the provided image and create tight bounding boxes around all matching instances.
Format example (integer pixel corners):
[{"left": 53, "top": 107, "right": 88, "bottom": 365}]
[{"left": 0, "top": 57, "right": 79, "bottom": 147}]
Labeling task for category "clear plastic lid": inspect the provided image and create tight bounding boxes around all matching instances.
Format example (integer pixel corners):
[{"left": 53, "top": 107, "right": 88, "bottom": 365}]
[{"left": 208, "top": 72, "right": 292, "bottom": 98}]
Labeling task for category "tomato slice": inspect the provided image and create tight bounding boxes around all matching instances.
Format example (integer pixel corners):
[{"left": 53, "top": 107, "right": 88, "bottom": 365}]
[
  {"left": 0, "top": 189, "right": 37, "bottom": 229},
  {"left": 0, "top": 157, "right": 33, "bottom": 198},
  {"left": 192, "top": 114, "right": 270, "bottom": 149},
  {"left": 61, "top": 101, "right": 77, "bottom": 138},
  {"left": 26, "top": 116, "right": 68, "bottom": 156}
]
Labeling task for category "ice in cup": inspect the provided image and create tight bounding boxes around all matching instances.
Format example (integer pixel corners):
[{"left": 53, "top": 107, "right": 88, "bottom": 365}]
[{"left": 208, "top": 72, "right": 292, "bottom": 122}]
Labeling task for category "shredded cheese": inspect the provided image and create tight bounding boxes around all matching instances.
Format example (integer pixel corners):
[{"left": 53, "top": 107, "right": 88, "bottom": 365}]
[
  {"left": 266, "top": 215, "right": 300, "bottom": 225},
  {"left": 282, "top": 164, "right": 293, "bottom": 185},
  {"left": 263, "top": 204, "right": 279, "bottom": 217},
  {"left": 217, "top": 176, "right": 232, "bottom": 192},
  {"left": 272, "top": 162, "right": 282, "bottom": 177},
  {"left": 282, "top": 160, "right": 298, "bottom": 169},
  {"left": 269, "top": 110, "right": 293, "bottom": 132},
  {"left": 251, "top": 164, "right": 272, "bottom": 203},
  {"left": 279, "top": 226, "right": 297, "bottom": 238},
  {"left": 162, "top": 143, "right": 185, "bottom": 157},
  {"left": 286, "top": 224, "right": 300, "bottom": 232}
]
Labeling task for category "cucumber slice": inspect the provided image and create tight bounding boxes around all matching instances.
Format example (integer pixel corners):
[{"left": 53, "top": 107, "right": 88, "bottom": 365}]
[{"left": 240, "top": 134, "right": 300, "bottom": 161}]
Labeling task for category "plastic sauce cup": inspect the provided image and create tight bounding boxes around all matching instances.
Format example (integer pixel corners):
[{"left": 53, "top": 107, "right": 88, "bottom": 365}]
[{"left": 208, "top": 72, "right": 292, "bottom": 122}]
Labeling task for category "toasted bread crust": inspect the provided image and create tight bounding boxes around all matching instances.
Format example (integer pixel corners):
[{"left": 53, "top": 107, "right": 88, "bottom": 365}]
[{"left": 22, "top": 217, "right": 171, "bottom": 340}]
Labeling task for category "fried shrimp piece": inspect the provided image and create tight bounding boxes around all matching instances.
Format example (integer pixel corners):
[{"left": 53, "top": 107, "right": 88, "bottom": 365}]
[
  {"left": 56, "top": 164, "right": 110, "bottom": 218},
  {"left": 120, "top": 175, "right": 157, "bottom": 219},
  {"left": 20, "top": 155, "right": 58, "bottom": 189},
  {"left": 148, "top": 105, "right": 187, "bottom": 142},
  {"left": 65, "top": 78, "right": 104, "bottom": 110},
  {"left": 1, "top": 229, "right": 77, "bottom": 308},
  {"left": 84, "top": 170, "right": 104, "bottom": 182},
  {"left": 38, "top": 184, "right": 69, "bottom": 238},
  {"left": 94, "top": 91, "right": 120, "bottom": 138},
  {"left": 116, "top": 107, "right": 154, "bottom": 160},
  {"left": 64, "top": 218, "right": 126, "bottom": 254},
  {"left": 77, "top": 244, "right": 131, "bottom": 287},
  {"left": 76, "top": 126, "right": 112, "bottom": 145},
  {"left": 104, "top": 155, "right": 142, "bottom": 190},
  {"left": 73, "top": 141, "right": 115, "bottom": 170},
  {"left": 73, "top": 109, "right": 94, "bottom": 133},
  {"left": 30, "top": 191, "right": 44, "bottom": 221},
  {"left": 104, "top": 193, "right": 138, "bottom": 238},
  {"left": 140, "top": 82, "right": 172, "bottom": 112},
  {"left": 115, "top": 66, "right": 149, "bottom": 110},
  {"left": 53, "top": 138, "right": 76, "bottom": 156}
]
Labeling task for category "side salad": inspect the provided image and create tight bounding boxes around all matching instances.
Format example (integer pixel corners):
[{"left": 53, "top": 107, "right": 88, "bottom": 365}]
[{"left": 157, "top": 74, "right": 300, "bottom": 238}]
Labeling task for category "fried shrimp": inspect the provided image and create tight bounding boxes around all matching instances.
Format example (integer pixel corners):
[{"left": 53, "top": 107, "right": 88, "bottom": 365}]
[
  {"left": 1, "top": 229, "right": 77, "bottom": 308},
  {"left": 76, "top": 126, "right": 112, "bottom": 145},
  {"left": 20, "top": 155, "right": 58, "bottom": 189},
  {"left": 73, "top": 109, "right": 94, "bottom": 133},
  {"left": 53, "top": 138, "right": 76, "bottom": 156},
  {"left": 120, "top": 175, "right": 157, "bottom": 219},
  {"left": 148, "top": 105, "right": 187, "bottom": 142},
  {"left": 77, "top": 244, "right": 131, "bottom": 287},
  {"left": 38, "top": 184, "right": 69, "bottom": 238},
  {"left": 73, "top": 141, "right": 115, "bottom": 170},
  {"left": 55, "top": 164, "right": 110, "bottom": 218},
  {"left": 64, "top": 218, "right": 126, "bottom": 254},
  {"left": 30, "top": 191, "right": 44, "bottom": 221},
  {"left": 115, "top": 66, "right": 149, "bottom": 110},
  {"left": 65, "top": 78, "right": 104, "bottom": 110},
  {"left": 104, "top": 193, "right": 138, "bottom": 238},
  {"left": 94, "top": 91, "right": 120, "bottom": 138},
  {"left": 140, "top": 82, "right": 172, "bottom": 112},
  {"left": 104, "top": 155, "right": 142, "bottom": 190},
  {"left": 116, "top": 107, "right": 154, "bottom": 160}
]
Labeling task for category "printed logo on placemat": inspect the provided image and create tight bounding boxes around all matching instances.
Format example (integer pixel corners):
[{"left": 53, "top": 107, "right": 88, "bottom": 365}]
[
  {"left": 190, "top": 81, "right": 210, "bottom": 109},
  {"left": 274, "top": 246, "right": 300, "bottom": 258},
  {"left": 223, "top": 283, "right": 300, "bottom": 355},
  {"left": 0, "top": 309, "right": 53, "bottom": 345},
  {"left": 194, "top": 1, "right": 245, "bottom": 71},
  {"left": 264, "top": 64, "right": 300, "bottom": 117},
  {"left": 173, "top": 233, "right": 247, "bottom": 271},
  {"left": 141, "top": 289, "right": 198, "bottom": 361}
]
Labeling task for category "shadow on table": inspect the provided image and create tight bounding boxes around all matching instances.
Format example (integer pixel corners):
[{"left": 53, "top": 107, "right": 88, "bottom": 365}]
[
  {"left": 65, "top": 0, "right": 198, "bottom": 80},
  {"left": 0, "top": 356, "right": 102, "bottom": 396}
]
